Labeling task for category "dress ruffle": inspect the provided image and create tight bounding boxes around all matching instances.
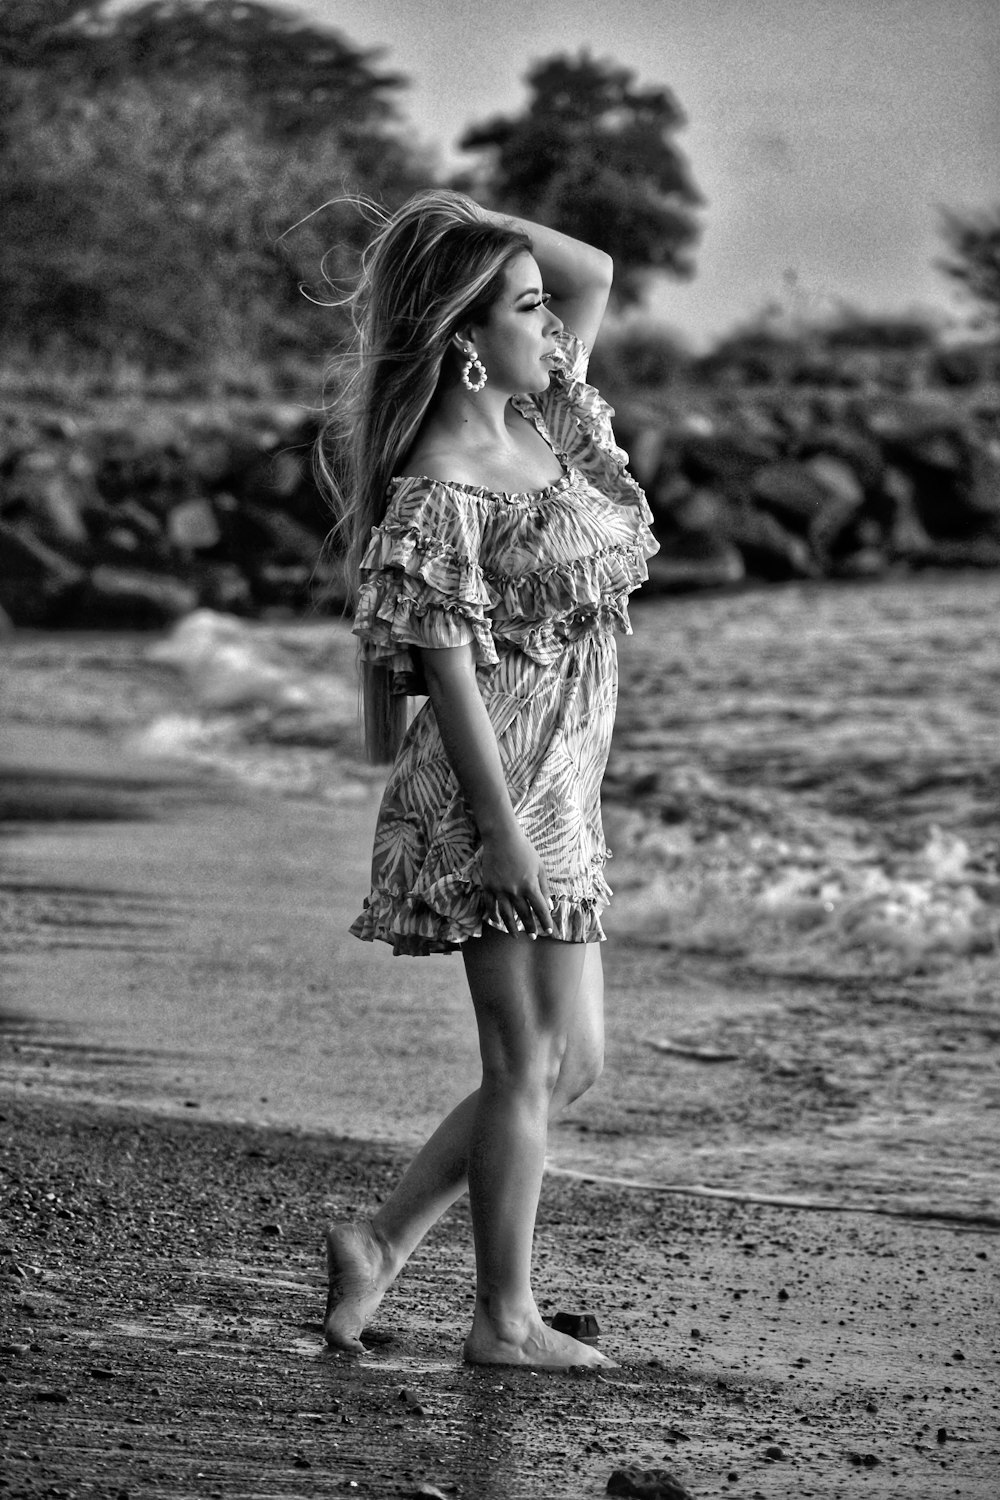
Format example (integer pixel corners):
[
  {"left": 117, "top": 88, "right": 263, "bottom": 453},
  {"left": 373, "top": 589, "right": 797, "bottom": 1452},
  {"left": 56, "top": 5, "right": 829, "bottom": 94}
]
[
  {"left": 351, "top": 866, "right": 613, "bottom": 956},
  {"left": 513, "top": 330, "right": 655, "bottom": 524},
  {"left": 354, "top": 488, "right": 499, "bottom": 694}
]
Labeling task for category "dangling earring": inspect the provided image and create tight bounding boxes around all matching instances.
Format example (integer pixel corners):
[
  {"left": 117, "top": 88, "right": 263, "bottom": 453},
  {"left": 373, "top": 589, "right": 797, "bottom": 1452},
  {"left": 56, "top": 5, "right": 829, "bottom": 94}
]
[{"left": 461, "top": 350, "right": 488, "bottom": 392}]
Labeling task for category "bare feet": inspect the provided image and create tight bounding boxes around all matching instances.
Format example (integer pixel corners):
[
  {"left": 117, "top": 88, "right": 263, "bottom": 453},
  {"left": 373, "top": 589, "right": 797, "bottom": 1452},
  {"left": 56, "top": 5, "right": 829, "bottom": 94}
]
[
  {"left": 323, "top": 1220, "right": 395, "bottom": 1352},
  {"left": 463, "top": 1307, "right": 616, "bottom": 1369}
]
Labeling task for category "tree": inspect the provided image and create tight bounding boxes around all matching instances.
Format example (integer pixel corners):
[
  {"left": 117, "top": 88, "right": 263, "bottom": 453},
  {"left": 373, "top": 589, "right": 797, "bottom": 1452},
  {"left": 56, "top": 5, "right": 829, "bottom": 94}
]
[
  {"left": 66, "top": 0, "right": 409, "bottom": 144},
  {"left": 938, "top": 205, "right": 1000, "bottom": 331},
  {"left": 0, "top": 0, "right": 429, "bottom": 374},
  {"left": 457, "top": 51, "right": 702, "bottom": 305}
]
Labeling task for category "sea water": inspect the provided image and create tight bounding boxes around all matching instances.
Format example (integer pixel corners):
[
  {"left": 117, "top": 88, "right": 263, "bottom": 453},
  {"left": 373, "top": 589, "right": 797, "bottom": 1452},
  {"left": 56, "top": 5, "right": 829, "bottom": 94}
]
[{"left": 3, "top": 572, "right": 999, "bottom": 1219}]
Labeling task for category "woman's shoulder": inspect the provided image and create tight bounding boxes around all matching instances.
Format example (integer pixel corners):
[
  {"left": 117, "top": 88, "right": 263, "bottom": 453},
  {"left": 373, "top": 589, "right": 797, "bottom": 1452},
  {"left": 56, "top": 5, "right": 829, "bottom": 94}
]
[
  {"left": 380, "top": 474, "right": 489, "bottom": 558},
  {"left": 387, "top": 472, "right": 492, "bottom": 507},
  {"left": 392, "top": 423, "right": 498, "bottom": 499}
]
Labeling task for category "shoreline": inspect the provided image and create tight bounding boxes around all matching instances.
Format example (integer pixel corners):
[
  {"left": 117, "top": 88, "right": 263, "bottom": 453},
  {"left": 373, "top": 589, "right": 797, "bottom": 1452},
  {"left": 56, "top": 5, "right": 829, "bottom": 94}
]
[{"left": 3, "top": 1090, "right": 998, "bottom": 1500}]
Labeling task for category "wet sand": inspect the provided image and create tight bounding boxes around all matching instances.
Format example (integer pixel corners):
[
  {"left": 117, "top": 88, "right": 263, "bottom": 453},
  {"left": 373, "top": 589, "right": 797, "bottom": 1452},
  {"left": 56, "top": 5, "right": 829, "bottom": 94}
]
[
  {"left": 3, "top": 1091, "right": 996, "bottom": 1500},
  {"left": 2, "top": 682, "right": 999, "bottom": 1496}
]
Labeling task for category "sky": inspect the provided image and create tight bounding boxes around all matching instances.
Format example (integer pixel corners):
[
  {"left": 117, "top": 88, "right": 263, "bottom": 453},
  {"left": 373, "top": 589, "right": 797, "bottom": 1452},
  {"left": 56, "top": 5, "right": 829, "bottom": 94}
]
[{"left": 295, "top": 0, "right": 999, "bottom": 348}]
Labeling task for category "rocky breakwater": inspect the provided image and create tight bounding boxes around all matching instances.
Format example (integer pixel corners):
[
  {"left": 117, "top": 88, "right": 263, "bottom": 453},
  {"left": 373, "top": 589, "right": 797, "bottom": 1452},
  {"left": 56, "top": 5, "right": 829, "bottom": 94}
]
[
  {"left": 3, "top": 382, "right": 1000, "bottom": 628},
  {"left": 0, "top": 399, "right": 339, "bottom": 629},
  {"left": 630, "top": 383, "right": 1000, "bottom": 591}
]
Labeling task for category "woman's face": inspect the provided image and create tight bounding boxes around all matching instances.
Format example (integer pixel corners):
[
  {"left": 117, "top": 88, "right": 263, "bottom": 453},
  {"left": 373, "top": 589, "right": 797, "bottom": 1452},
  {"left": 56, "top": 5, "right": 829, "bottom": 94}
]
[{"left": 469, "top": 253, "right": 564, "bottom": 395}]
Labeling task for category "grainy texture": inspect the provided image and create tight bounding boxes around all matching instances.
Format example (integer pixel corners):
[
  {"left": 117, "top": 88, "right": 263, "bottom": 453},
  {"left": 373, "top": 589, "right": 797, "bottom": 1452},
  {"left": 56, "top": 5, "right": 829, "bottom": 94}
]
[
  {"left": 2, "top": 588, "right": 999, "bottom": 1496},
  {"left": 2, "top": 1096, "right": 998, "bottom": 1499}
]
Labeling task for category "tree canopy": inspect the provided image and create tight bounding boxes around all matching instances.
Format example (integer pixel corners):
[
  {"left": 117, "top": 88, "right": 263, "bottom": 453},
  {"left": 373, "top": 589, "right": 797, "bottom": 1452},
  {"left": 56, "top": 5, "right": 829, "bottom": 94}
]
[
  {"left": 1, "top": 12, "right": 709, "bottom": 379},
  {"left": 0, "top": 0, "right": 425, "bottom": 375},
  {"left": 938, "top": 205, "right": 1000, "bottom": 332},
  {"left": 458, "top": 51, "right": 703, "bottom": 305}
]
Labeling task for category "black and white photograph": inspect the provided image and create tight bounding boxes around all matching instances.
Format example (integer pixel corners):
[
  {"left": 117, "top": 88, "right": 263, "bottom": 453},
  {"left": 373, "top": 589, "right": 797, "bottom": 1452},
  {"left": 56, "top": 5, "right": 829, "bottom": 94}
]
[{"left": 2, "top": 1, "right": 998, "bottom": 1495}]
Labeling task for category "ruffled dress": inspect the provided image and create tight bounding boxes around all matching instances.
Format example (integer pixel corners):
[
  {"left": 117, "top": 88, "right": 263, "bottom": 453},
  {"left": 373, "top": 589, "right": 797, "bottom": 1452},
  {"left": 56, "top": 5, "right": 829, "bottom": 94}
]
[{"left": 350, "top": 329, "right": 659, "bottom": 955}]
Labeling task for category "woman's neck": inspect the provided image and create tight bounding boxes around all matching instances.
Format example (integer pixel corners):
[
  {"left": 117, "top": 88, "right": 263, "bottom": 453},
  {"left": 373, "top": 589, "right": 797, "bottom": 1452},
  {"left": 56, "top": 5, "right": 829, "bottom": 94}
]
[{"left": 431, "top": 380, "right": 514, "bottom": 446}]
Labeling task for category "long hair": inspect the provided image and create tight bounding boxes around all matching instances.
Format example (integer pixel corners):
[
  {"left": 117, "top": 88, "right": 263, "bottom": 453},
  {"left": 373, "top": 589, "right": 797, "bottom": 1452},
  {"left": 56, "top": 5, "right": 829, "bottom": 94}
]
[{"left": 315, "top": 189, "right": 532, "bottom": 763}]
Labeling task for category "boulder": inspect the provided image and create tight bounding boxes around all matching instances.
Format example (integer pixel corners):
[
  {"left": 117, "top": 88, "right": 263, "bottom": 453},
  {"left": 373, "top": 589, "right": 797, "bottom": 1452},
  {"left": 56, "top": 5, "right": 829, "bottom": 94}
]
[
  {"left": 218, "top": 500, "right": 322, "bottom": 572},
  {"left": 646, "top": 532, "right": 745, "bottom": 593},
  {"left": 6, "top": 450, "right": 91, "bottom": 548},
  {"left": 802, "top": 453, "right": 866, "bottom": 562},
  {"left": 186, "top": 429, "right": 239, "bottom": 487},
  {"left": 645, "top": 468, "right": 693, "bottom": 527},
  {"left": 104, "top": 526, "right": 142, "bottom": 556},
  {"left": 751, "top": 460, "right": 831, "bottom": 532},
  {"left": 194, "top": 562, "right": 254, "bottom": 615},
  {"left": 803, "top": 453, "right": 865, "bottom": 511},
  {"left": 672, "top": 486, "right": 726, "bottom": 534},
  {"left": 240, "top": 503, "right": 324, "bottom": 564},
  {"left": 252, "top": 560, "right": 314, "bottom": 608},
  {"left": 83, "top": 565, "right": 198, "bottom": 626},
  {"left": 167, "top": 497, "right": 222, "bottom": 552},
  {"left": 967, "top": 441, "right": 1000, "bottom": 520},
  {"left": 883, "top": 470, "right": 934, "bottom": 560},
  {"left": 831, "top": 546, "right": 889, "bottom": 578},
  {"left": 801, "top": 425, "right": 885, "bottom": 489},
  {"left": 92, "top": 431, "right": 194, "bottom": 516},
  {"left": 918, "top": 537, "right": 1000, "bottom": 569},
  {"left": 679, "top": 431, "right": 777, "bottom": 493},
  {"left": 111, "top": 498, "right": 164, "bottom": 542},
  {"left": 721, "top": 503, "right": 818, "bottom": 581},
  {"left": 0, "top": 521, "right": 85, "bottom": 626}
]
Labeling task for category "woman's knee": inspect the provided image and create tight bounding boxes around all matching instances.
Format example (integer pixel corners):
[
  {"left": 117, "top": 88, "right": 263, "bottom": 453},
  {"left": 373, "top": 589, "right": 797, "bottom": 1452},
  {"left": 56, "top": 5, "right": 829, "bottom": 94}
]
[
  {"left": 480, "top": 1034, "right": 564, "bottom": 1101},
  {"left": 552, "top": 1033, "right": 604, "bottom": 1110}
]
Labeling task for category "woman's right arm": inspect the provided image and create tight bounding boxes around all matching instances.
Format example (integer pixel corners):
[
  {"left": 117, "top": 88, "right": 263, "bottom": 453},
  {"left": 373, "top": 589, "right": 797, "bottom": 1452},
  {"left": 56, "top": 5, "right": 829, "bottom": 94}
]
[
  {"left": 480, "top": 207, "right": 613, "bottom": 354},
  {"left": 420, "top": 644, "right": 554, "bottom": 939}
]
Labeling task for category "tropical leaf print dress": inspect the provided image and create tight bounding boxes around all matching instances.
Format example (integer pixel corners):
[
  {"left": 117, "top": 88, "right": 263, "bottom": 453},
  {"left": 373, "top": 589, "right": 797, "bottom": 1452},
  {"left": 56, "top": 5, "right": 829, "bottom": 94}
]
[{"left": 350, "top": 330, "right": 659, "bottom": 955}]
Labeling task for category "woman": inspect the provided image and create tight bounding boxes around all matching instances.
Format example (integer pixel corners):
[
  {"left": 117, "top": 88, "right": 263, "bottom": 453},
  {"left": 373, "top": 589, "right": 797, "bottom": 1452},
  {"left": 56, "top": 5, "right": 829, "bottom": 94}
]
[{"left": 317, "top": 189, "right": 657, "bottom": 1369}]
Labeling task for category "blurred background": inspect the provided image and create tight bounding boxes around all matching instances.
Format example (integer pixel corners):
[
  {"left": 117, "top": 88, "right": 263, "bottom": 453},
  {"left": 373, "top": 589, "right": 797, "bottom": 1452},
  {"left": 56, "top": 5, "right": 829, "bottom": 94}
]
[{"left": 1, "top": 0, "right": 999, "bottom": 624}]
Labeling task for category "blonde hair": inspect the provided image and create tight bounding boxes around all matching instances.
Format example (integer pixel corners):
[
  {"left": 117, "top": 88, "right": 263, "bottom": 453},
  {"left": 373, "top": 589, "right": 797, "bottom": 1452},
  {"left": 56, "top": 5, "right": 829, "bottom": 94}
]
[{"left": 315, "top": 189, "right": 531, "bottom": 762}]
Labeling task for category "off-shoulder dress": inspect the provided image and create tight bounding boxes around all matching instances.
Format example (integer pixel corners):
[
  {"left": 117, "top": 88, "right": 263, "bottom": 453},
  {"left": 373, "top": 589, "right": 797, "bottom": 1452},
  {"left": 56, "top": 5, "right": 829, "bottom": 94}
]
[{"left": 350, "top": 330, "right": 658, "bottom": 956}]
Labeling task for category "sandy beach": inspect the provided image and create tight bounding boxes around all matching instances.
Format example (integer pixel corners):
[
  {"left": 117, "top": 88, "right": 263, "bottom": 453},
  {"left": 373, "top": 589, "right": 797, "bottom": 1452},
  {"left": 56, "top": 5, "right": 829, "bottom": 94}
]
[{"left": 2, "top": 608, "right": 999, "bottom": 1498}]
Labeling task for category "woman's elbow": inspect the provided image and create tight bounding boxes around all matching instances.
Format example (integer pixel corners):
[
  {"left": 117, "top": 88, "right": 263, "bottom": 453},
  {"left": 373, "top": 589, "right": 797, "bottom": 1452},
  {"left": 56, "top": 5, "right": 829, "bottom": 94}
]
[{"left": 419, "top": 643, "right": 479, "bottom": 696}]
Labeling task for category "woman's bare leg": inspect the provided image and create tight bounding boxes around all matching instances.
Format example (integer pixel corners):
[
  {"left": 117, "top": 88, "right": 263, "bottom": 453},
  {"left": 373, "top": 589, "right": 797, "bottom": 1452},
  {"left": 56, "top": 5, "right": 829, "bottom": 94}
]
[
  {"left": 324, "top": 1090, "right": 479, "bottom": 1350},
  {"left": 460, "top": 931, "right": 610, "bottom": 1367},
  {"left": 324, "top": 936, "right": 605, "bottom": 1357}
]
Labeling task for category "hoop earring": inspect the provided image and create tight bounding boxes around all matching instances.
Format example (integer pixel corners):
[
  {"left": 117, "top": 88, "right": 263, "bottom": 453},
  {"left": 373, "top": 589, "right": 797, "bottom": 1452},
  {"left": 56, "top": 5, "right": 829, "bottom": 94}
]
[{"left": 461, "top": 353, "right": 488, "bottom": 392}]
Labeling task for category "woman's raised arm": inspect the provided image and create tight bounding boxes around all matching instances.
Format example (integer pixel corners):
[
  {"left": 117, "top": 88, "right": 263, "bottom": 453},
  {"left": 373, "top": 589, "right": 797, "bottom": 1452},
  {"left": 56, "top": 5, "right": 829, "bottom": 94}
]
[{"left": 482, "top": 209, "right": 613, "bottom": 354}]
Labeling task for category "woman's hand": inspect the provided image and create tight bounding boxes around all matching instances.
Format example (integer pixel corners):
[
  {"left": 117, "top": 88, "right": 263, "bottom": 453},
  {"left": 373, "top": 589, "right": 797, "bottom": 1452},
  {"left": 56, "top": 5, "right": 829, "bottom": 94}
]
[
  {"left": 420, "top": 643, "right": 556, "bottom": 939},
  {"left": 481, "top": 827, "right": 555, "bottom": 939}
]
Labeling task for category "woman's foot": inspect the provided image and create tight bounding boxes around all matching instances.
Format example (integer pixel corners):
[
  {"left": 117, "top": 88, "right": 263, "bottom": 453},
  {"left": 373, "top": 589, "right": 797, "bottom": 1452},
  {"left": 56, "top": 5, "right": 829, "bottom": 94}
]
[
  {"left": 323, "top": 1220, "right": 395, "bottom": 1351},
  {"left": 463, "top": 1306, "right": 615, "bottom": 1369}
]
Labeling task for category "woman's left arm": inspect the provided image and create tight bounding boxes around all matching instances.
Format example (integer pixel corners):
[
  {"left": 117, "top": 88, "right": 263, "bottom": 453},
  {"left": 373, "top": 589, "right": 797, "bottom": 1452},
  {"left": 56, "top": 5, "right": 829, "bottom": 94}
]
[{"left": 484, "top": 210, "right": 613, "bottom": 352}]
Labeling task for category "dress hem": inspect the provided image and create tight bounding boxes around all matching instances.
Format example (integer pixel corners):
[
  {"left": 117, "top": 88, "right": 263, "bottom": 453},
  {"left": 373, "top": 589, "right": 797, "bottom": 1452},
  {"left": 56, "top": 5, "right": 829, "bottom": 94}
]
[{"left": 350, "top": 881, "right": 611, "bottom": 957}]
